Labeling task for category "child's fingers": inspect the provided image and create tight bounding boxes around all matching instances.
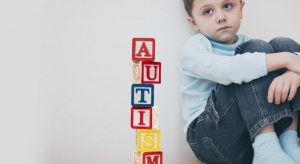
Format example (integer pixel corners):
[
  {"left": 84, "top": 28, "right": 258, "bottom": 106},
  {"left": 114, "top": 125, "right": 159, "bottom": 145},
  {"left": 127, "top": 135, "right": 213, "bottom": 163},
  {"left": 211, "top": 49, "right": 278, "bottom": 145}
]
[
  {"left": 268, "top": 81, "right": 277, "bottom": 103},
  {"left": 274, "top": 81, "right": 283, "bottom": 104},
  {"left": 281, "top": 83, "right": 290, "bottom": 102},
  {"left": 288, "top": 83, "right": 297, "bottom": 101}
]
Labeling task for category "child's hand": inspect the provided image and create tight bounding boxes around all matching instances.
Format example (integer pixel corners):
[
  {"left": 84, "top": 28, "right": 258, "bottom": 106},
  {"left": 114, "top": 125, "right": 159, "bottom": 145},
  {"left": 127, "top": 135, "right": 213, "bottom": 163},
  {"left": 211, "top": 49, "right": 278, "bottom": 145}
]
[{"left": 268, "top": 70, "right": 300, "bottom": 104}]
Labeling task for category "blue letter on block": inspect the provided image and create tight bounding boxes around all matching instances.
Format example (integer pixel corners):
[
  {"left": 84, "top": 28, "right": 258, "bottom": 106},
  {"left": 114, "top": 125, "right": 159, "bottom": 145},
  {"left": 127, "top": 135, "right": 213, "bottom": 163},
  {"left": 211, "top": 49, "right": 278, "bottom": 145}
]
[{"left": 131, "top": 84, "right": 154, "bottom": 107}]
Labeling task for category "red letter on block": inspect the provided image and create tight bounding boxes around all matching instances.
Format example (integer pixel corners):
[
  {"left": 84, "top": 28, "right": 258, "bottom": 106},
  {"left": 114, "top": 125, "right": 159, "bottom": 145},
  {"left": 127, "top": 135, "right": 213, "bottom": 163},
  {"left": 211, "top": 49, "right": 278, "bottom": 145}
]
[
  {"left": 142, "top": 61, "right": 161, "bottom": 84},
  {"left": 132, "top": 38, "right": 155, "bottom": 61},
  {"left": 131, "top": 107, "right": 152, "bottom": 129},
  {"left": 143, "top": 152, "right": 163, "bottom": 164}
]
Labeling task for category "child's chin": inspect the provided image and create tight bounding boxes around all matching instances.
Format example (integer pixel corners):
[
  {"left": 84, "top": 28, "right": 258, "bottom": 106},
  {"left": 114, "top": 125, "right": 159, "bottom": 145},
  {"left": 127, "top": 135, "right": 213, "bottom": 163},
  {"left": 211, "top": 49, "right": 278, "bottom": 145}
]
[{"left": 217, "top": 36, "right": 235, "bottom": 44}]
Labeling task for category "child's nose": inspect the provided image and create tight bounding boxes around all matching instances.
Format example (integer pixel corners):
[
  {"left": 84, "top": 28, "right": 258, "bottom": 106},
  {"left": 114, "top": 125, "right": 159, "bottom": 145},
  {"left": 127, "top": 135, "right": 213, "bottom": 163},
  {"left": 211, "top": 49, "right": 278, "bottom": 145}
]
[{"left": 216, "top": 11, "right": 227, "bottom": 23}]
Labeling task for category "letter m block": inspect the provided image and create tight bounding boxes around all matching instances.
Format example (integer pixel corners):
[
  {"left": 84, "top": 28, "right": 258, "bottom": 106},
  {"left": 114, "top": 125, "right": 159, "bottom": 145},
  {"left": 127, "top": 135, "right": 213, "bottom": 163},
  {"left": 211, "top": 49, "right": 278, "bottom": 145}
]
[
  {"left": 143, "top": 152, "right": 163, "bottom": 164},
  {"left": 137, "top": 129, "right": 161, "bottom": 152},
  {"left": 132, "top": 38, "right": 155, "bottom": 61},
  {"left": 133, "top": 150, "right": 163, "bottom": 164},
  {"left": 131, "top": 84, "right": 154, "bottom": 107}
]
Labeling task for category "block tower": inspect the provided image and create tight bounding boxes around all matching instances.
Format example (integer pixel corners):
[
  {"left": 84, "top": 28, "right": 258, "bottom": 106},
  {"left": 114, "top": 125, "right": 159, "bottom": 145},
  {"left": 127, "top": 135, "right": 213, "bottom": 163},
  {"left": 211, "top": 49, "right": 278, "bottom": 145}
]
[{"left": 131, "top": 38, "right": 163, "bottom": 164}]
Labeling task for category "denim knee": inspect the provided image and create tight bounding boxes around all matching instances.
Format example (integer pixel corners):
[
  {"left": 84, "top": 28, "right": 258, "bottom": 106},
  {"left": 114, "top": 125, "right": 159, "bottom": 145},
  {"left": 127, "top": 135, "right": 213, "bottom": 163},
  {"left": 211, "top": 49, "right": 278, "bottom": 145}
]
[
  {"left": 269, "top": 37, "right": 300, "bottom": 53},
  {"left": 235, "top": 39, "right": 275, "bottom": 55}
]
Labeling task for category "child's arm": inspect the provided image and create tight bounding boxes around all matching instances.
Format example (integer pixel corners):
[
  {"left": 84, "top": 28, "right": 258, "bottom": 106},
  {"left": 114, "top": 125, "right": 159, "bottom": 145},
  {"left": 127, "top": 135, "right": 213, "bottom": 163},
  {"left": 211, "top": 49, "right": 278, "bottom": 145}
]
[
  {"left": 181, "top": 35, "right": 300, "bottom": 85},
  {"left": 266, "top": 52, "right": 300, "bottom": 73},
  {"left": 181, "top": 35, "right": 267, "bottom": 85}
]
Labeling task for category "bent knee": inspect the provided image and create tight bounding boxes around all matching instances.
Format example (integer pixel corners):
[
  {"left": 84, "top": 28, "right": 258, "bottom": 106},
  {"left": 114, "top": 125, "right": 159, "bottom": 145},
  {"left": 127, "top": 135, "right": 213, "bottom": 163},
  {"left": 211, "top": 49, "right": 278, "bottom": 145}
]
[
  {"left": 269, "top": 37, "right": 295, "bottom": 44},
  {"left": 235, "top": 39, "right": 274, "bottom": 55},
  {"left": 269, "top": 37, "right": 300, "bottom": 53}
]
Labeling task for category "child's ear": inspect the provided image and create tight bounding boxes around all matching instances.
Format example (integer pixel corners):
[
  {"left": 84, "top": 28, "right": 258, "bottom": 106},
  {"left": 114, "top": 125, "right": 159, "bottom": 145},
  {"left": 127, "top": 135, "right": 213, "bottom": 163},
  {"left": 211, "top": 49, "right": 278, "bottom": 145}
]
[
  {"left": 187, "top": 16, "right": 200, "bottom": 31},
  {"left": 240, "top": 1, "right": 245, "bottom": 19}
]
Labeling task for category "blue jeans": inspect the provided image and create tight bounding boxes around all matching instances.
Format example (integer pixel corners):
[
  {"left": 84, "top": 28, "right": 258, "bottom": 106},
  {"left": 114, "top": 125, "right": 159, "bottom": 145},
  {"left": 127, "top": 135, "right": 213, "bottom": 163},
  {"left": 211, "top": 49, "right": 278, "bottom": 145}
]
[{"left": 187, "top": 37, "right": 300, "bottom": 164}]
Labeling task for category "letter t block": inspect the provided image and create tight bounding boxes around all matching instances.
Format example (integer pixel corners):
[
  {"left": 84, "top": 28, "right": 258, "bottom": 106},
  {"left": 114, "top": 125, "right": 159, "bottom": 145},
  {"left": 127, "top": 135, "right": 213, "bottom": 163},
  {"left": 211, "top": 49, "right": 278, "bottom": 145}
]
[{"left": 131, "top": 84, "right": 154, "bottom": 107}]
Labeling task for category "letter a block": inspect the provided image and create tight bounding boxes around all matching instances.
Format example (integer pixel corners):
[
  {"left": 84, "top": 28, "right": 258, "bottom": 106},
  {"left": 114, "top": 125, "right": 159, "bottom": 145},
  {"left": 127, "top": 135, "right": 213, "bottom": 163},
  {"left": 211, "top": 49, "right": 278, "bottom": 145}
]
[
  {"left": 131, "top": 106, "right": 159, "bottom": 129},
  {"left": 131, "top": 84, "right": 154, "bottom": 107},
  {"left": 133, "top": 150, "right": 163, "bottom": 164},
  {"left": 132, "top": 61, "right": 161, "bottom": 84},
  {"left": 132, "top": 38, "right": 155, "bottom": 61},
  {"left": 137, "top": 129, "right": 161, "bottom": 152}
]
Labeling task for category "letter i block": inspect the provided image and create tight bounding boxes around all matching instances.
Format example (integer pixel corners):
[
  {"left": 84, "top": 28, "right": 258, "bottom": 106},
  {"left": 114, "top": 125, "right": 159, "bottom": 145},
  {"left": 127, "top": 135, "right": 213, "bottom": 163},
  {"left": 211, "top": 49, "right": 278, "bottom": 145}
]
[
  {"left": 131, "top": 107, "right": 152, "bottom": 129},
  {"left": 132, "top": 38, "right": 155, "bottom": 61},
  {"left": 137, "top": 129, "right": 161, "bottom": 152},
  {"left": 133, "top": 150, "right": 163, "bottom": 164},
  {"left": 131, "top": 84, "right": 154, "bottom": 107},
  {"left": 132, "top": 61, "right": 161, "bottom": 84},
  {"left": 131, "top": 106, "right": 159, "bottom": 129}
]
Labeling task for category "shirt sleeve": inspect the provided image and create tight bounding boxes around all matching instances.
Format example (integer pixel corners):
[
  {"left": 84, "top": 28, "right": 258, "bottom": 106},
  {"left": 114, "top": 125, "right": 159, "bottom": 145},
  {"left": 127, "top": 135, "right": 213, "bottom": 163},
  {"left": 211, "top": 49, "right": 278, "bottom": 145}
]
[
  {"left": 180, "top": 35, "right": 268, "bottom": 85},
  {"left": 295, "top": 52, "right": 300, "bottom": 56}
]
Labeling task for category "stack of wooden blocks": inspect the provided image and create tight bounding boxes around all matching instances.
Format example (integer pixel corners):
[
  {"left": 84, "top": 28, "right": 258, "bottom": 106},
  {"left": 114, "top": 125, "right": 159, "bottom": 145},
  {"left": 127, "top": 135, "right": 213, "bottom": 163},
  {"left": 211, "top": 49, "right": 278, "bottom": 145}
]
[{"left": 130, "top": 38, "right": 163, "bottom": 164}]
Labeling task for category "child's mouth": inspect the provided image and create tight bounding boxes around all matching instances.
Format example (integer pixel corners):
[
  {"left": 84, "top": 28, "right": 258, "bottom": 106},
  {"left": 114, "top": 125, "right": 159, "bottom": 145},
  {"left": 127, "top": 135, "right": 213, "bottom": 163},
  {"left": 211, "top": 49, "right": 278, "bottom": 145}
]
[{"left": 218, "top": 26, "right": 230, "bottom": 31}]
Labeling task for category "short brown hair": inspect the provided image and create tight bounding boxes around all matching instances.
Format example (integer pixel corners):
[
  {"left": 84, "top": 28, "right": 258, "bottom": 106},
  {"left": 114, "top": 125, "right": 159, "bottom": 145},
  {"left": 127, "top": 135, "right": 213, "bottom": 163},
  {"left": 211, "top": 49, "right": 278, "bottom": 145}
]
[
  {"left": 183, "top": 0, "right": 194, "bottom": 17},
  {"left": 183, "top": 0, "right": 242, "bottom": 17}
]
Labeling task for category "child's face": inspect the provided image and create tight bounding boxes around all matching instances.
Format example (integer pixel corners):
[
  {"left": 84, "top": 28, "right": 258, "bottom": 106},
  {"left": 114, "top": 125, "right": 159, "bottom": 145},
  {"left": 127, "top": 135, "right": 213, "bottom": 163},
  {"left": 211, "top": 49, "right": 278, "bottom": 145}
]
[{"left": 188, "top": 0, "right": 245, "bottom": 44}]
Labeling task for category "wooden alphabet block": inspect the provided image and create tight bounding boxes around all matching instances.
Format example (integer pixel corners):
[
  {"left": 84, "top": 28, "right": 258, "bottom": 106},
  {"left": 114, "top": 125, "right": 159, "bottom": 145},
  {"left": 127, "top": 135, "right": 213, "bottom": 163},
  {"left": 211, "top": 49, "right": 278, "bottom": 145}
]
[
  {"left": 132, "top": 38, "right": 155, "bottom": 61},
  {"left": 131, "top": 106, "right": 159, "bottom": 129},
  {"left": 133, "top": 150, "right": 142, "bottom": 164},
  {"left": 152, "top": 106, "right": 159, "bottom": 129},
  {"left": 132, "top": 61, "right": 161, "bottom": 84},
  {"left": 131, "top": 107, "right": 152, "bottom": 129},
  {"left": 137, "top": 129, "right": 161, "bottom": 152},
  {"left": 133, "top": 150, "right": 163, "bottom": 164},
  {"left": 131, "top": 84, "right": 154, "bottom": 107}
]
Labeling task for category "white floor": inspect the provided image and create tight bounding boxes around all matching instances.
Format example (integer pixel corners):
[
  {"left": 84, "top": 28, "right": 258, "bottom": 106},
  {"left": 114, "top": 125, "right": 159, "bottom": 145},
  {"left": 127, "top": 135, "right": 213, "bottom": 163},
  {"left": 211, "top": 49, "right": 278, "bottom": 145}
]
[
  {"left": 175, "top": 160, "right": 204, "bottom": 164},
  {"left": 175, "top": 141, "right": 300, "bottom": 164}
]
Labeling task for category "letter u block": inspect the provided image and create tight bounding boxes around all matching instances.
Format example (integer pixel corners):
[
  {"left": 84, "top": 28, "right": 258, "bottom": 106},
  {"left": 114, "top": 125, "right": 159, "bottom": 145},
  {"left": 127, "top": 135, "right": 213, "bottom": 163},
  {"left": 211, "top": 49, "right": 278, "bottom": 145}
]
[
  {"left": 132, "top": 61, "right": 161, "bottom": 84},
  {"left": 137, "top": 129, "right": 161, "bottom": 152},
  {"left": 132, "top": 38, "right": 155, "bottom": 61},
  {"left": 133, "top": 150, "right": 163, "bottom": 164},
  {"left": 131, "top": 84, "right": 154, "bottom": 107},
  {"left": 131, "top": 106, "right": 159, "bottom": 129}
]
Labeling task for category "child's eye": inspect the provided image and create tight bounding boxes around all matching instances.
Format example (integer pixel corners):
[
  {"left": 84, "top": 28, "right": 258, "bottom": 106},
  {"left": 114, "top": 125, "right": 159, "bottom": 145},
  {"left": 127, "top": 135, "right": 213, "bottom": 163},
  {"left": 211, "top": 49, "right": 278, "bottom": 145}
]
[
  {"left": 223, "top": 4, "right": 232, "bottom": 9},
  {"left": 204, "top": 9, "right": 213, "bottom": 15}
]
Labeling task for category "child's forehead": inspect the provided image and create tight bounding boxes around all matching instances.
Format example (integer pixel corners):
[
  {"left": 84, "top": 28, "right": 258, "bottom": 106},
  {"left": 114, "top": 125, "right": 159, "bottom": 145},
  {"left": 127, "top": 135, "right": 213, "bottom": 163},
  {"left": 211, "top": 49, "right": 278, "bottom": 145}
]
[{"left": 194, "top": 0, "right": 238, "bottom": 6}]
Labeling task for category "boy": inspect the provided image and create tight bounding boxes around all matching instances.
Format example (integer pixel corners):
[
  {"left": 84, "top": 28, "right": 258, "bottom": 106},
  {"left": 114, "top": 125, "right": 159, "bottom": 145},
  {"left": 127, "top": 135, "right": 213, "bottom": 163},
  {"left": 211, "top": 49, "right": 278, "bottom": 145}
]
[{"left": 181, "top": 0, "right": 300, "bottom": 163}]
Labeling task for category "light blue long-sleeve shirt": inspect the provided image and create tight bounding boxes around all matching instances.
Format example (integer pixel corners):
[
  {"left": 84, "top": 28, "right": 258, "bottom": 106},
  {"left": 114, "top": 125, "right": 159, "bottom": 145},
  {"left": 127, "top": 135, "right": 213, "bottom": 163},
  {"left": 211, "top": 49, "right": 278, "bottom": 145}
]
[{"left": 180, "top": 33, "right": 300, "bottom": 134}]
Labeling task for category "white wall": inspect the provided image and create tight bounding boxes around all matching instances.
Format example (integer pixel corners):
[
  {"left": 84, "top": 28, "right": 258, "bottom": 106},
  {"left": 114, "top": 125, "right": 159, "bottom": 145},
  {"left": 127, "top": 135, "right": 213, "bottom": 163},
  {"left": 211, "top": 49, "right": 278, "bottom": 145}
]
[{"left": 0, "top": 0, "right": 299, "bottom": 164}]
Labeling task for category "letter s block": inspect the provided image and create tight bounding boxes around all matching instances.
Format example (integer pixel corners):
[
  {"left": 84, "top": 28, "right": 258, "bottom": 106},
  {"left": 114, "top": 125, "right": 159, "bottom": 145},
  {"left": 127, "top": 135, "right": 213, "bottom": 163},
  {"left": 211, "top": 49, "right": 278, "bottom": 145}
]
[
  {"left": 133, "top": 150, "right": 163, "bottom": 164},
  {"left": 131, "top": 106, "right": 159, "bottom": 129},
  {"left": 132, "top": 38, "right": 155, "bottom": 61},
  {"left": 132, "top": 61, "right": 161, "bottom": 84},
  {"left": 137, "top": 129, "right": 161, "bottom": 152},
  {"left": 131, "top": 84, "right": 154, "bottom": 107}
]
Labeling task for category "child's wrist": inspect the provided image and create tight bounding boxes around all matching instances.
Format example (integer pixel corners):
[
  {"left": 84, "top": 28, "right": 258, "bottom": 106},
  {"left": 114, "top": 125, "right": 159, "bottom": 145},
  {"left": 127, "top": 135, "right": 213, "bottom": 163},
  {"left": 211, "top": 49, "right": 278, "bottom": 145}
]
[
  {"left": 283, "top": 52, "right": 291, "bottom": 69},
  {"left": 284, "top": 52, "right": 295, "bottom": 69},
  {"left": 266, "top": 52, "right": 288, "bottom": 72}
]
